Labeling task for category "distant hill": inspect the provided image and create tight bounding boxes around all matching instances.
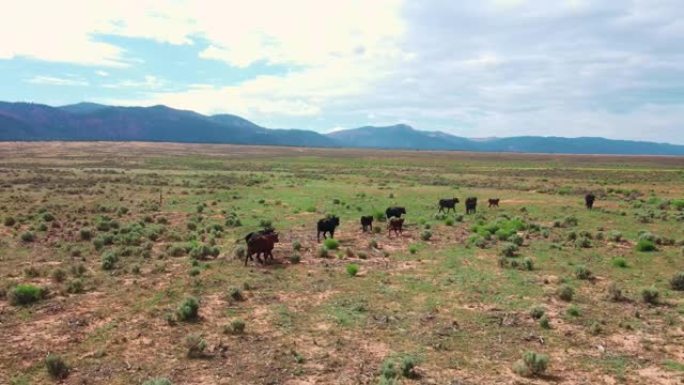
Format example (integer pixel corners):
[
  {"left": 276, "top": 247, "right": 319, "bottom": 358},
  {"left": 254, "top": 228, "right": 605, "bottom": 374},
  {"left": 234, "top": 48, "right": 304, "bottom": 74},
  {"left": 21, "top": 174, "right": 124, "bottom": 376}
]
[
  {"left": 1, "top": 101, "right": 683, "bottom": 155},
  {"left": 329, "top": 125, "right": 684, "bottom": 155},
  {"left": 0, "top": 102, "right": 336, "bottom": 147}
]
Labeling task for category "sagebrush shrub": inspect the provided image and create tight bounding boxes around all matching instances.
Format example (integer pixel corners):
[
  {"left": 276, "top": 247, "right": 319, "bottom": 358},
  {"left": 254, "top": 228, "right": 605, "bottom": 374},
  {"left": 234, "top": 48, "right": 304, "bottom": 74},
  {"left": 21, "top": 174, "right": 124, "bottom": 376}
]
[
  {"left": 575, "top": 265, "right": 593, "bottom": 280},
  {"left": 185, "top": 334, "right": 207, "bottom": 358},
  {"left": 4, "top": 216, "right": 16, "bottom": 226},
  {"left": 20, "top": 231, "right": 35, "bottom": 242},
  {"left": 606, "top": 283, "right": 624, "bottom": 302},
  {"left": 101, "top": 252, "right": 118, "bottom": 270},
  {"left": 500, "top": 243, "right": 518, "bottom": 257},
  {"left": 530, "top": 306, "right": 545, "bottom": 319},
  {"left": 228, "top": 287, "right": 244, "bottom": 302},
  {"left": 558, "top": 285, "right": 574, "bottom": 301},
  {"left": 670, "top": 272, "right": 684, "bottom": 291},
  {"left": 641, "top": 286, "right": 659, "bottom": 304},
  {"left": 51, "top": 268, "right": 66, "bottom": 283},
  {"left": 292, "top": 240, "right": 301, "bottom": 251},
  {"left": 45, "top": 354, "right": 69, "bottom": 379},
  {"left": 513, "top": 351, "right": 549, "bottom": 377},
  {"left": 224, "top": 319, "right": 246, "bottom": 335},
  {"left": 288, "top": 254, "right": 301, "bottom": 264},
  {"left": 176, "top": 297, "right": 200, "bottom": 321},
  {"left": 420, "top": 230, "right": 432, "bottom": 241},
  {"left": 79, "top": 228, "right": 92, "bottom": 241},
  {"left": 611, "top": 257, "right": 628, "bottom": 268}
]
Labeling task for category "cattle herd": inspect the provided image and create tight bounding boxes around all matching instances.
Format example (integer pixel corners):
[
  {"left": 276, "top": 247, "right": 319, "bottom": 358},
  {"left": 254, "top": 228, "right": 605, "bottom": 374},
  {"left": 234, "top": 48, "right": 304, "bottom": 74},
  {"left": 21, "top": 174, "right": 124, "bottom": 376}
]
[{"left": 241, "top": 194, "right": 597, "bottom": 265}]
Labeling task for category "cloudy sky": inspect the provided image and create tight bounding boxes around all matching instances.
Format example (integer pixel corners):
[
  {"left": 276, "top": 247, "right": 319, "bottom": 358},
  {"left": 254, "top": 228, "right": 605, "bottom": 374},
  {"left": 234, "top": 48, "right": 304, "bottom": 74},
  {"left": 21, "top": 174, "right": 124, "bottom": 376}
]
[{"left": 1, "top": 0, "right": 683, "bottom": 143}]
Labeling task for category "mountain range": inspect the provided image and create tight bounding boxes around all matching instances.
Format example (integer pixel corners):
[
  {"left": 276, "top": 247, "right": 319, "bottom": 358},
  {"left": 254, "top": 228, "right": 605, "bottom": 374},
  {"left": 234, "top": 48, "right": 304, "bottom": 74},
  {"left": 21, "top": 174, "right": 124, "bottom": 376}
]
[{"left": 1, "top": 101, "right": 683, "bottom": 155}]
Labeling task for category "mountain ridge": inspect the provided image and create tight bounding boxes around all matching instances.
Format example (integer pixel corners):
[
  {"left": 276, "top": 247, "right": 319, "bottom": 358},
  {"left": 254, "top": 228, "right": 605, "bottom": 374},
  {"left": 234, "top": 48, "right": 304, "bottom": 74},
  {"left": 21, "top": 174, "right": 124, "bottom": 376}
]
[{"left": 1, "top": 101, "right": 682, "bottom": 155}]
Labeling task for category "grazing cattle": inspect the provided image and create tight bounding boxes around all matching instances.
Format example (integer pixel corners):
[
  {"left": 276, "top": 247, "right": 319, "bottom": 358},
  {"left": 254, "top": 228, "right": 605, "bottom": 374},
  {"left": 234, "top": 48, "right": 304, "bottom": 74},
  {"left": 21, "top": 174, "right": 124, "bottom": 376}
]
[
  {"left": 385, "top": 206, "right": 406, "bottom": 219},
  {"left": 488, "top": 198, "right": 500, "bottom": 208},
  {"left": 388, "top": 217, "right": 404, "bottom": 237},
  {"left": 438, "top": 198, "right": 459, "bottom": 213},
  {"left": 360, "top": 215, "right": 374, "bottom": 232},
  {"left": 245, "top": 232, "right": 279, "bottom": 265},
  {"left": 317, "top": 215, "right": 340, "bottom": 242},
  {"left": 465, "top": 197, "right": 478, "bottom": 214},
  {"left": 585, "top": 193, "right": 596, "bottom": 210},
  {"left": 244, "top": 227, "right": 274, "bottom": 243}
]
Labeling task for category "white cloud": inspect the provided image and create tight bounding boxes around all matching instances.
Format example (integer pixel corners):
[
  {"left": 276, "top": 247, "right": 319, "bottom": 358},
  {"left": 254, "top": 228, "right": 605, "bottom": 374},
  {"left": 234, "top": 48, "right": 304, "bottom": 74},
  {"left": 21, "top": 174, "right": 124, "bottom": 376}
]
[
  {"left": 27, "top": 76, "right": 89, "bottom": 86},
  {"left": 103, "top": 75, "right": 165, "bottom": 89}
]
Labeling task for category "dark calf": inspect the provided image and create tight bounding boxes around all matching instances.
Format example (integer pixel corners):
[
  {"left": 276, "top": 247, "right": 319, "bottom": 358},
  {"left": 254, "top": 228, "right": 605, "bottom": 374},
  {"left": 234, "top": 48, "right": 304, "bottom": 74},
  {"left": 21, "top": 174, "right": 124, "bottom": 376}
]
[
  {"left": 488, "top": 198, "right": 500, "bottom": 208},
  {"left": 317, "top": 215, "right": 340, "bottom": 242},
  {"left": 465, "top": 197, "right": 478, "bottom": 214},
  {"left": 438, "top": 198, "right": 459, "bottom": 213},
  {"left": 585, "top": 193, "right": 596, "bottom": 210},
  {"left": 360, "top": 215, "right": 373, "bottom": 232},
  {"left": 245, "top": 232, "right": 279, "bottom": 266},
  {"left": 386, "top": 206, "right": 406, "bottom": 219},
  {"left": 388, "top": 217, "right": 404, "bottom": 237}
]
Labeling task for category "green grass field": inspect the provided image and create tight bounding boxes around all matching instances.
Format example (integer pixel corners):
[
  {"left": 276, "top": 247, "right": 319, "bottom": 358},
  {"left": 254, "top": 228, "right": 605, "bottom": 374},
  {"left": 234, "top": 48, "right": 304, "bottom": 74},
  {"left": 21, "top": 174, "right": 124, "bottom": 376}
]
[{"left": 1, "top": 142, "right": 683, "bottom": 385}]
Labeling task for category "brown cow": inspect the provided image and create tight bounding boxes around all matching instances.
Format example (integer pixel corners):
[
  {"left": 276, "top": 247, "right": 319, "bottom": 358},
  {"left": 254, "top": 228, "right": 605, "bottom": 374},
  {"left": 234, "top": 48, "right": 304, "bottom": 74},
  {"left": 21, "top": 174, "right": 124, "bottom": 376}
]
[
  {"left": 388, "top": 217, "right": 404, "bottom": 237},
  {"left": 488, "top": 198, "right": 500, "bottom": 208},
  {"left": 245, "top": 232, "right": 279, "bottom": 265}
]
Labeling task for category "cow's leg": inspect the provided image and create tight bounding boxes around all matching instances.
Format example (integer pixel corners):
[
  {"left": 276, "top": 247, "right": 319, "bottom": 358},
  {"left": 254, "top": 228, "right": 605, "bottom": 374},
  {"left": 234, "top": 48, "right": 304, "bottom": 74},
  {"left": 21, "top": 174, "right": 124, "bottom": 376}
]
[
  {"left": 317, "top": 231, "right": 321, "bottom": 242},
  {"left": 330, "top": 229, "right": 334, "bottom": 239}
]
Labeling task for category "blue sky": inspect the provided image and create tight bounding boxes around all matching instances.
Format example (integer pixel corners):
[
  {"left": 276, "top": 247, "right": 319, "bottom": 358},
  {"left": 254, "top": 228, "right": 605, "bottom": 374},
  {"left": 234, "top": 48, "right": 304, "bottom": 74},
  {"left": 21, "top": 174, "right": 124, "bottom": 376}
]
[{"left": 1, "top": 0, "right": 683, "bottom": 143}]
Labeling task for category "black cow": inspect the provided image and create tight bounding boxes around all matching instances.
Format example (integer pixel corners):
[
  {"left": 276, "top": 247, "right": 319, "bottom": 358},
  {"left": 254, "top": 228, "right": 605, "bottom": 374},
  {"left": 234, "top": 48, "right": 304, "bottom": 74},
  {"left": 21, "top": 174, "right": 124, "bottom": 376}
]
[
  {"left": 245, "top": 227, "right": 275, "bottom": 243},
  {"left": 438, "top": 198, "right": 459, "bottom": 213},
  {"left": 245, "top": 232, "right": 279, "bottom": 265},
  {"left": 585, "top": 193, "right": 596, "bottom": 210},
  {"left": 465, "top": 197, "right": 478, "bottom": 214},
  {"left": 388, "top": 217, "right": 404, "bottom": 237},
  {"left": 386, "top": 206, "right": 406, "bottom": 219},
  {"left": 488, "top": 198, "right": 500, "bottom": 208},
  {"left": 360, "top": 216, "right": 374, "bottom": 232},
  {"left": 317, "top": 215, "right": 340, "bottom": 242}
]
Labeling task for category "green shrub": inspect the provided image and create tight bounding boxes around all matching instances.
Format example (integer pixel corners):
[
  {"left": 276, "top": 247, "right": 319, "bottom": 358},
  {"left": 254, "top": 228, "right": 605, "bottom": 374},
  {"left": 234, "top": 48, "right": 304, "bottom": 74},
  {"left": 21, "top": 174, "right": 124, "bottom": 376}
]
[
  {"left": 575, "top": 237, "right": 592, "bottom": 248},
  {"left": 79, "top": 228, "right": 92, "bottom": 241},
  {"left": 224, "top": 319, "right": 246, "bottom": 335},
  {"left": 607, "top": 283, "right": 624, "bottom": 302},
  {"left": 636, "top": 239, "right": 656, "bottom": 252},
  {"left": 522, "top": 257, "right": 534, "bottom": 271},
  {"left": 369, "top": 239, "right": 378, "bottom": 249},
  {"left": 574, "top": 265, "right": 593, "bottom": 280},
  {"left": 409, "top": 245, "right": 418, "bottom": 254},
  {"left": 4, "top": 216, "right": 16, "bottom": 226},
  {"left": 24, "top": 266, "right": 40, "bottom": 277},
  {"left": 670, "top": 272, "right": 684, "bottom": 291},
  {"left": 513, "top": 351, "right": 549, "bottom": 377},
  {"left": 529, "top": 306, "right": 545, "bottom": 320},
  {"left": 317, "top": 246, "right": 329, "bottom": 258},
  {"left": 420, "top": 230, "right": 432, "bottom": 241},
  {"left": 142, "top": 378, "right": 172, "bottom": 385},
  {"left": 641, "top": 286, "right": 659, "bottom": 304},
  {"left": 185, "top": 334, "right": 207, "bottom": 358},
  {"left": 292, "top": 240, "right": 302, "bottom": 251},
  {"left": 558, "top": 285, "right": 574, "bottom": 301},
  {"left": 444, "top": 218, "right": 454, "bottom": 226},
  {"left": 509, "top": 234, "right": 524, "bottom": 246},
  {"left": 51, "top": 268, "right": 66, "bottom": 283},
  {"left": 45, "top": 354, "right": 69, "bottom": 379},
  {"left": 611, "top": 257, "right": 628, "bottom": 268},
  {"left": 101, "top": 252, "right": 118, "bottom": 270},
  {"left": 346, "top": 263, "right": 359, "bottom": 277},
  {"left": 399, "top": 355, "right": 418, "bottom": 378},
  {"left": 176, "top": 297, "right": 200, "bottom": 322},
  {"left": 66, "top": 279, "right": 84, "bottom": 294},
  {"left": 373, "top": 226, "right": 381, "bottom": 234},
  {"left": 289, "top": 254, "right": 301, "bottom": 264},
  {"left": 589, "top": 321, "right": 603, "bottom": 336},
  {"left": 500, "top": 243, "right": 518, "bottom": 257},
  {"left": 9, "top": 284, "right": 45, "bottom": 305},
  {"left": 20, "top": 231, "right": 35, "bottom": 242},
  {"left": 539, "top": 315, "right": 551, "bottom": 329},
  {"left": 566, "top": 305, "right": 581, "bottom": 317},
  {"left": 228, "top": 287, "right": 244, "bottom": 302},
  {"left": 323, "top": 238, "right": 339, "bottom": 250}
]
